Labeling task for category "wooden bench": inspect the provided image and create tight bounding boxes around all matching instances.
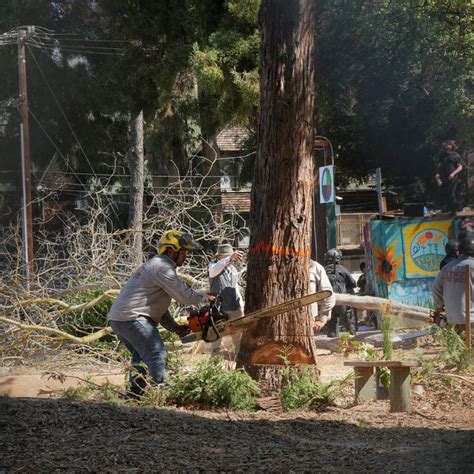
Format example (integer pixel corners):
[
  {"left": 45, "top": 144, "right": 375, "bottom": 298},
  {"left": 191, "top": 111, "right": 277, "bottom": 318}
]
[{"left": 344, "top": 360, "right": 422, "bottom": 413}]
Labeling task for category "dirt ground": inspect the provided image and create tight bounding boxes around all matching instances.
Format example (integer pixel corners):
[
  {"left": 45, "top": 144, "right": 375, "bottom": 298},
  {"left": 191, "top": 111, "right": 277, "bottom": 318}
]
[{"left": 1, "top": 344, "right": 473, "bottom": 472}]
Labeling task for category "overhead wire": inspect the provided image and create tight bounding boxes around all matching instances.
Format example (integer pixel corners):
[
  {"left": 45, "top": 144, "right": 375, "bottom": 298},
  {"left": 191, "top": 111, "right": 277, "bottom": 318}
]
[
  {"left": 27, "top": 44, "right": 98, "bottom": 179},
  {"left": 29, "top": 37, "right": 126, "bottom": 51},
  {"left": 29, "top": 42, "right": 125, "bottom": 56},
  {"left": 43, "top": 36, "right": 132, "bottom": 44},
  {"left": 27, "top": 107, "right": 72, "bottom": 166}
]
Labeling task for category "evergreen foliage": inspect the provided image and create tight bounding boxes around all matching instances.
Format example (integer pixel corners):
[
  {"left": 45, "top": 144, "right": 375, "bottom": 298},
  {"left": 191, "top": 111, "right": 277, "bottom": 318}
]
[{"left": 167, "top": 356, "right": 260, "bottom": 409}]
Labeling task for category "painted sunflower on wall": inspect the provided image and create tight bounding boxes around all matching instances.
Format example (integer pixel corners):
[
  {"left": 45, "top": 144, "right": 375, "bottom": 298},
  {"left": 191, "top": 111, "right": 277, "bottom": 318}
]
[{"left": 373, "top": 240, "right": 403, "bottom": 285}]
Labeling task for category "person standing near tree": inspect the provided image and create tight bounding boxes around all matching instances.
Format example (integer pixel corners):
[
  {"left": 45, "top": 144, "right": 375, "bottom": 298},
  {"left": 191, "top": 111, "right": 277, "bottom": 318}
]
[
  {"left": 439, "top": 240, "right": 459, "bottom": 270},
  {"left": 310, "top": 259, "right": 336, "bottom": 333},
  {"left": 208, "top": 243, "right": 245, "bottom": 355},
  {"left": 109, "top": 230, "right": 214, "bottom": 399},
  {"left": 435, "top": 140, "right": 464, "bottom": 213},
  {"left": 432, "top": 232, "right": 474, "bottom": 331},
  {"left": 209, "top": 243, "right": 245, "bottom": 319},
  {"left": 324, "top": 248, "right": 357, "bottom": 337}
]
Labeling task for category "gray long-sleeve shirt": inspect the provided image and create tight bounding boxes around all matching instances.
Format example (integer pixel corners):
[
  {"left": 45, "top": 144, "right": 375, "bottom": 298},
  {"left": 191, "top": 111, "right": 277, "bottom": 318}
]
[
  {"left": 109, "top": 254, "right": 208, "bottom": 323},
  {"left": 432, "top": 256, "right": 474, "bottom": 324}
]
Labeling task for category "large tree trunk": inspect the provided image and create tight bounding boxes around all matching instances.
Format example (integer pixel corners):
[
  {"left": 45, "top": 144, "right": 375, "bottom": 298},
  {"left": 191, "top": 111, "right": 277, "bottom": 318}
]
[
  {"left": 237, "top": 0, "right": 317, "bottom": 393},
  {"left": 128, "top": 109, "right": 144, "bottom": 266},
  {"left": 197, "top": 79, "right": 224, "bottom": 225}
]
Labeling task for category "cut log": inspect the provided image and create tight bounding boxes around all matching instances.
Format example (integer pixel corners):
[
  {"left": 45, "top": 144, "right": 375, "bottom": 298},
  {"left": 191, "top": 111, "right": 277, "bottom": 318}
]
[
  {"left": 335, "top": 294, "right": 432, "bottom": 323},
  {"left": 256, "top": 396, "right": 283, "bottom": 412}
]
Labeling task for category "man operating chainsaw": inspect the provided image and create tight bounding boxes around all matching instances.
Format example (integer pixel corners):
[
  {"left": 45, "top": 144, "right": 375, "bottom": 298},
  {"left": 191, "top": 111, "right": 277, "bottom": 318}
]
[{"left": 109, "top": 229, "right": 214, "bottom": 399}]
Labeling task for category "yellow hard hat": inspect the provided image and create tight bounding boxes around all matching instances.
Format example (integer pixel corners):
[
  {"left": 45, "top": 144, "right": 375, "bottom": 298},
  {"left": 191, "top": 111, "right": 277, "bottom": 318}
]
[{"left": 157, "top": 230, "right": 203, "bottom": 254}]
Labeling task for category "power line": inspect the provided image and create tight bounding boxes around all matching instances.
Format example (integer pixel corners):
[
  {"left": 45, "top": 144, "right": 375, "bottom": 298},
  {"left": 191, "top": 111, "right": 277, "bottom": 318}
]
[
  {"left": 30, "top": 40, "right": 124, "bottom": 54},
  {"left": 30, "top": 41, "right": 124, "bottom": 56},
  {"left": 27, "top": 107, "right": 77, "bottom": 170},
  {"left": 31, "top": 38, "right": 126, "bottom": 50},
  {"left": 40, "top": 36, "right": 132, "bottom": 44}
]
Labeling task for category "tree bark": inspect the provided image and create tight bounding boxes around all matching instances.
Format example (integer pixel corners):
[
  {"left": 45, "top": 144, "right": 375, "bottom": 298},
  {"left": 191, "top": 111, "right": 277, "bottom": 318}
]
[
  {"left": 200, "top": 133, "right": 223, "bottom": 224},
  {"left": 128, "top": 109, "right": 144, "bottom": 266},
  {"left": 237, "top": 0, "right": 317, "bottom": 393},
  {"left": 197, "top": 77, "right": 224, "bottom": 224}
]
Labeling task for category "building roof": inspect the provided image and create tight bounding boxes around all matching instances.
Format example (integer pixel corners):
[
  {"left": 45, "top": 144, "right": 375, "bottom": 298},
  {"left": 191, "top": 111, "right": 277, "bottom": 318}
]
[
  {"left": 216, "top": 126, "right": 250, "bottom": 152},
  {"left": 221, "top": 190, "right": 251, "bottom": 213}
]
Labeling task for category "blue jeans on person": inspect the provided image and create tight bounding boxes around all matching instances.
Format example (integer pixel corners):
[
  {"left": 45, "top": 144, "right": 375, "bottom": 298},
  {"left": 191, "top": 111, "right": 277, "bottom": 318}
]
[{"left": 110, "top": 318, "right": 167, "bottom": 396}]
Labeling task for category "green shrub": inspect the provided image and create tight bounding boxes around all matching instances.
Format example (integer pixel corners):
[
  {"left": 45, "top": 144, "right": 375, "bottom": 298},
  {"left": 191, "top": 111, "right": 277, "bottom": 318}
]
[
  {"left": 381, "top": 312, "right": 394, "bottom": 361},
  {"left": 279, "top": 346, "right": 353, "bottom": 411},
  {"left": 167, "top": 357, "right": 259, "bottom": 409},
  {"left": 435, "top": 325, "right": 473, "bottom": 371},
  {"left": 280, "top": 363, "right": 353, "bottom": 411},
  {"left": 281, "top": 364, "right": 320, "bottom": 410}
]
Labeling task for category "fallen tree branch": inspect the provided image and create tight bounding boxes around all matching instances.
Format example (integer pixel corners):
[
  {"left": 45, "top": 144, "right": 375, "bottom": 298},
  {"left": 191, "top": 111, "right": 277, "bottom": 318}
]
[
  {"left": 335, "top": 294, "right": 432, "bottom": 323},
  {"left": 0, "top": 316, "right": 113, "bottom": 344},
  {"left": 3, "top": 289, "right": 119, "bottom": 318},
  {"left": 433, "top": 372, "right": 474, "bottom": 386}
]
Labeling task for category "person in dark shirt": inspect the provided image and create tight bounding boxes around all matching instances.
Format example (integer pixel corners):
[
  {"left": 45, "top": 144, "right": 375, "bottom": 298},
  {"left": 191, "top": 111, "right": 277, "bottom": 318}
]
[
  {"left": 357, "top": 261, "right": 367, "bottom": 294},
  {"left": 324, "top": 248, "right": 357, "bottom": 337},
  {"left": 435, "top": 140, "right": 463, "bottom": 212},
  {"left": 439, "top": 240, "right": 459, "bottom": 270}
]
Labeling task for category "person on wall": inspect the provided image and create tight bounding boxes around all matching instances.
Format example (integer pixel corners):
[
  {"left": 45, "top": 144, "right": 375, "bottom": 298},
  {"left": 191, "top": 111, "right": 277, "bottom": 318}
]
[{"left": 435, "top": 140, "right": 464, "bottom": 213}]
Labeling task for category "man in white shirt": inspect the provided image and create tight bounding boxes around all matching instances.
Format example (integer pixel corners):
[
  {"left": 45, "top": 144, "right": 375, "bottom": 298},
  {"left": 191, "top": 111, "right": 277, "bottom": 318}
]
[
  {"left": 208, "top": 243, "right": 245, "bottom": 355},
  {"left": 209, "top": 243, "right": 245, "bottom": 319},
  {"left": 310, "top": 259, "right": 336, "bottom": 333}
]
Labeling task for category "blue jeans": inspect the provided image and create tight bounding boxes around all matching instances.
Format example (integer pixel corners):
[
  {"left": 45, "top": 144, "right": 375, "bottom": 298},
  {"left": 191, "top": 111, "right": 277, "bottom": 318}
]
[{"left": 110, "top": 318, "right": 167, "bottom": 395}]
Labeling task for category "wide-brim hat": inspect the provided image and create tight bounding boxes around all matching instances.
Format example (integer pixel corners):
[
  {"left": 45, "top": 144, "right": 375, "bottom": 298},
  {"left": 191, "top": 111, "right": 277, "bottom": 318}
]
[{"left": 216, "top": 243, "right": 234, "bottom": 257}]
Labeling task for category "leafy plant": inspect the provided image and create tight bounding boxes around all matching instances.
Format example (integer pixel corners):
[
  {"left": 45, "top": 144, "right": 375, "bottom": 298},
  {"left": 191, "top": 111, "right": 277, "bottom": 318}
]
[
  {"left": 280, "top": 363, "right": 353, "bottom": 411},
  {"left": 280, "top": 346, "right": 353, "bottom": 411},
  {"left": 381, "top": 312, "right": 394, "bottom": 361},
  {"left": 309, "top": 374, "right": 354, "bottom": 411},
  {"left": 435, "top": 325, "right": 473, "bottom": 371},
  {"left": 336, "top": 332, "right": 356, "bottom": 357},
  {"left": 280, "top": 363, "right": 320, "bottom": 410},
  {"left": 52, "top": 372, "right": 123, "bottom": 404},
  {"left": 166, "top": 356, "right": 259, "bottom": 409}
]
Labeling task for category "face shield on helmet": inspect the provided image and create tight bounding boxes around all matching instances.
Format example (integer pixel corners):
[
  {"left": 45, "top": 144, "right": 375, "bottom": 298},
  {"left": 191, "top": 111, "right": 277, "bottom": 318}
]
[{"left": 157, "top": 230, "right": 203, "bottom": 255}]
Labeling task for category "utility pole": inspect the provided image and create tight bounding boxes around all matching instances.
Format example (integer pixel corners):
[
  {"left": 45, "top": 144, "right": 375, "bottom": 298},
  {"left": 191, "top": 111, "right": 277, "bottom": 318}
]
[
  {"left": 18, "top": 27, "right": 34, "bottom": 281},
  {"left": 375, "top": 167, "right": 387, "bottom": 214}
]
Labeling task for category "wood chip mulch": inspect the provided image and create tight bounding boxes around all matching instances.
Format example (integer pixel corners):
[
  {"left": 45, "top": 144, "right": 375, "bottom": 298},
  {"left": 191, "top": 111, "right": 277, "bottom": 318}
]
[{"left": 1, "top": 395, "right": 473, "bottom": 472}]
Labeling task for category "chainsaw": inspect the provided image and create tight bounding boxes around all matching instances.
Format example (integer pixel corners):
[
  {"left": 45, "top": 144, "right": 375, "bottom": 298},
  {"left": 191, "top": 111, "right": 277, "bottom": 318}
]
[
  {"left": 431, "top": 309, "right": 448, "bottom": 328},
  {"left": 182, "top": 289, "right": 332, "bottom": 344},
  {"left": 187, "top": 297, "right": 227, "bottom": 342}
]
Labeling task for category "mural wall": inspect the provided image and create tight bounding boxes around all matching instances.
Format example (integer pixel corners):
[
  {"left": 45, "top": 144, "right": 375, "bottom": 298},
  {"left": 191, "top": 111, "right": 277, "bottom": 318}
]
[{"left": 365, "top": 217, "right": 460, "bottom": 308}]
